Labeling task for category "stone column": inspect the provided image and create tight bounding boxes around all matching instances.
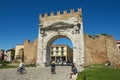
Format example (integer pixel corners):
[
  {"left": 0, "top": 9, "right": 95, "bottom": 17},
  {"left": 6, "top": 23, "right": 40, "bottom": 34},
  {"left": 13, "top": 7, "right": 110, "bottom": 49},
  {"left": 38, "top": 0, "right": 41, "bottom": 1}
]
[
  {"left": 37, "top": 27, "right": 45, "bottom": 67},
  {"left": 73, "top": 21, "right": 84, "bottom": 66},
  {"left": 80, "top": 22, "right": 85, "bottom": 65}
]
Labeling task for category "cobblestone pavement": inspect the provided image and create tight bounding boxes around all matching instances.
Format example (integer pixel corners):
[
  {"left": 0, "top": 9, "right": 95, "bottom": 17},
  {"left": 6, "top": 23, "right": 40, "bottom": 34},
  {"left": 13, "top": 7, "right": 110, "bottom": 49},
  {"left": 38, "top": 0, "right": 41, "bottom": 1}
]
[{"left": 0, "top": 66, "right": 74, "bottom": 80}]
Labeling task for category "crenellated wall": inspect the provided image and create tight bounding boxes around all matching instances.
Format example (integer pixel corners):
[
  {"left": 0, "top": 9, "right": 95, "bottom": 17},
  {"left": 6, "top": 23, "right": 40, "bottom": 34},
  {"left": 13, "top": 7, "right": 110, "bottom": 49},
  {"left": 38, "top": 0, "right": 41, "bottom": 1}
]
[
  {"left": 39, "top": 8, "right": 82, "bottom": 27},
  {"left": 40, "top": 8, "right": 82, "bottom": 19},
  {"left": 84, "top": 34, "right": 120, "bottom": 66}
]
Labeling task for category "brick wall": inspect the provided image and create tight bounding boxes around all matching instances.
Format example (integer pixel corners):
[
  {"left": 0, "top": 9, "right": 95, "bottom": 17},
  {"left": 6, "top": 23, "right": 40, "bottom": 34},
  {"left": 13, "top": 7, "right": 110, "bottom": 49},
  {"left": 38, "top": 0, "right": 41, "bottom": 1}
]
[
  {"left": 19, "top": 34, "right": 120, "bottom": 67},
  {"left": 84, "top": 34, "right": 119, "bottom": 65},
  {"left": 24, "top": 39, "right": 38, "bottom": 63}
]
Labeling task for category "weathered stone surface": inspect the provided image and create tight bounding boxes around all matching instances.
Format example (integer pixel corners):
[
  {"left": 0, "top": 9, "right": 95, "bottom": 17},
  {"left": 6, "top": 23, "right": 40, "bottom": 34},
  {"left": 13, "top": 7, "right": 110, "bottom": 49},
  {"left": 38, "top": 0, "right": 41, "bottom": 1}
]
[
  {"left": 37, "top": 8, "right": 84, "bottom": 67},
  {"left": 84, "top": 34, "right": 119, "bottom": 66},
  {"left": 24, "top": 39, "right": 38, "bottom": 64},
  {"left": 14, "top": 33, "right": 120, "bottom": 69}
]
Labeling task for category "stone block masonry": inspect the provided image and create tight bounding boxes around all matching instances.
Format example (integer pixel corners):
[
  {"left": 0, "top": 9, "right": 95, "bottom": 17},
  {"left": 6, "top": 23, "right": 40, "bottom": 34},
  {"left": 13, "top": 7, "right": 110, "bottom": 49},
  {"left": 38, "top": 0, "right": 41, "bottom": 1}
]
[
  {"left": 84, "top": 34, "right": 119, "bottom": 66},
  {"left": 24, "top": 39, "right": 38, "bottom": 64}
]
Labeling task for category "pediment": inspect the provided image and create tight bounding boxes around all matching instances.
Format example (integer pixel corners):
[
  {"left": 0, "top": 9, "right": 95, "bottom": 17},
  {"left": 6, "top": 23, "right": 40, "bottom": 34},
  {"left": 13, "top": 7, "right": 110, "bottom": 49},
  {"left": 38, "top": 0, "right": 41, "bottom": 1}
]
[
  {"left": 41, "top": 22, "right": 73, "bottom": 30},
  {"left": 48, "top": 22, "right": 71, "bottom": 28}
]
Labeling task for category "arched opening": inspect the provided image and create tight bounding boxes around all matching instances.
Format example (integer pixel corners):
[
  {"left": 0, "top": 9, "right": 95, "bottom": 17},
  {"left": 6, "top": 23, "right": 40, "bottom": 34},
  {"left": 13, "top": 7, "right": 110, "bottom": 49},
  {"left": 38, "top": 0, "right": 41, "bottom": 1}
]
[
  {"left": 46, "top": 35, "right": 73, "bottom": 65},
  {"left": 53, "top": 38, "right": 73, "bottom": 48}
]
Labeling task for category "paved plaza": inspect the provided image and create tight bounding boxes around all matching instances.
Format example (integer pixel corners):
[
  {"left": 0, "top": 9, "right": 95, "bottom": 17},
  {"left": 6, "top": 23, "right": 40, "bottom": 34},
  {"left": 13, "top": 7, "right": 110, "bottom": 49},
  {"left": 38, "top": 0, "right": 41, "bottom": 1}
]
[{"left": 0, "top": 66, "right": 75, "bottom": 80}]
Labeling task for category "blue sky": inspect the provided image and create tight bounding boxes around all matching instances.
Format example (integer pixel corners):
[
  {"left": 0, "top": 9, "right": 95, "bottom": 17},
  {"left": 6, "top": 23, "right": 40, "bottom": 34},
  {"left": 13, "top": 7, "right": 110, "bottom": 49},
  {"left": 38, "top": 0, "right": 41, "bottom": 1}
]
[{"left": 0, "top": 0, "right": 120, "bottom": 50}]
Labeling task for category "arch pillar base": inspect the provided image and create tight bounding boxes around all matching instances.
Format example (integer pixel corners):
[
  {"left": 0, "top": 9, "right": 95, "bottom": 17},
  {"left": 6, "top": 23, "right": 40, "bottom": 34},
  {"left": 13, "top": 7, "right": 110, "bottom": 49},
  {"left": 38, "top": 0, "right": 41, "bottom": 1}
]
[
  {"left": 76, "top": 66, "right": 84, "bottom": 72},
  {"left": 36, "top": 62, "right": 45, "bottom": 67},
  {"left": 37, "top": 61, "right": 50, "bottom": 67}
]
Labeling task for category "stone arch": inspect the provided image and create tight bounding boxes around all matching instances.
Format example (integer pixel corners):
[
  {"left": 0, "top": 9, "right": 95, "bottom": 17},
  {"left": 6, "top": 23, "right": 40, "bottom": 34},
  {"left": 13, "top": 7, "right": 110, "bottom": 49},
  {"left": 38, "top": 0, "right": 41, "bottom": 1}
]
[
  {"left": 45, "top": 33, "right": 75, "bottom": 47},
  {"left": 45, "top": 34, "right": 74, "bottom": 65},
  {"left": 37, "top": 8, "right": 84, "bottom": 67}
]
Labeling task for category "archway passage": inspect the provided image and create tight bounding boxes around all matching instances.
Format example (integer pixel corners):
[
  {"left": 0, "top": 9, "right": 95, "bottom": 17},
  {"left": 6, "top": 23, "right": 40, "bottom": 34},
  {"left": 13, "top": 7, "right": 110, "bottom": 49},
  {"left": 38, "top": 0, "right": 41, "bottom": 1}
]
[
  {"left": 47, "top": 37, "right": 73, "bottom": 66},
  {"left": 37, "top": 8, "right": 84, "bottom": 67},
  {"left": 53, "top": 38, "right": 73, "bottom": 48}
]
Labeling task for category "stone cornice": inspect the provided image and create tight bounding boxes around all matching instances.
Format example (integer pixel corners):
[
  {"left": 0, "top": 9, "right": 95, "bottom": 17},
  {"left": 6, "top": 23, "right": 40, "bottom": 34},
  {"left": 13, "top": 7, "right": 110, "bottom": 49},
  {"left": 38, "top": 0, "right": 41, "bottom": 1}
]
[{"left": 40, "top": 24, "right": 74, "bottom": 31}]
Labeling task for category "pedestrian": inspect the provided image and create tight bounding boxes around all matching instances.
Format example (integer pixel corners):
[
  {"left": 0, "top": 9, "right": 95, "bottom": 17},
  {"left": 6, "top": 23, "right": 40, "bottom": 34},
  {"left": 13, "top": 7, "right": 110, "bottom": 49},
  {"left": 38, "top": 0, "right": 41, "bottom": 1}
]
[
  {"left": 19, "top": 61, "right": 24, "bottom": 69},
  {"left": 19, "top": 61, "right": 25, "bottom": 73},
  {"left": 72, "top": 65, "right": 77, "bottom": 75},
  {"left": 51, "top": 61, "right": 56, "bottom": 74},
  {"left": 70, "top": 63, "right": 78, "bottom": 78}
]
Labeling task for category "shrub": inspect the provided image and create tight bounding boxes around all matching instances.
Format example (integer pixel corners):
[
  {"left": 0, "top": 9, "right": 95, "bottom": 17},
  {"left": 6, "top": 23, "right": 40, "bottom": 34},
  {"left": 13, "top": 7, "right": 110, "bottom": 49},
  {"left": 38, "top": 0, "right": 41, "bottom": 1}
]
[
  {"left": 88, "top": 35, "right": 93, "bottom": 38},
  {"left": 93, "top": 35, "right": 100, "bottom": 38},
  {"left": 101, "top": 33, "right": 112, "bottom": 37}
]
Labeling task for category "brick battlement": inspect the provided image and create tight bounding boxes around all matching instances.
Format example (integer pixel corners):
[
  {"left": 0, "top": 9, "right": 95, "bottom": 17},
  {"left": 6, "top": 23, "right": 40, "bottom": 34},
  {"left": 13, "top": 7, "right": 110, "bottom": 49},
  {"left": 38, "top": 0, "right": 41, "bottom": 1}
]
[{"left": 39, "top": 8, "right": 82, "bottom": 20}]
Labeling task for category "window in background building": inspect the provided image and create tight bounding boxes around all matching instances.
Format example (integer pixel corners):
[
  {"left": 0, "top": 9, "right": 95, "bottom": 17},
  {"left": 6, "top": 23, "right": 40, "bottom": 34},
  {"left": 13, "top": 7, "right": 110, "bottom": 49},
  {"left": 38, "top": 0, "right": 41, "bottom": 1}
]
[
  {"left": 61, "top": 47, "right": 64, "bottom": 55},
  {"left": 51, "top": 47, "right": 54, "bottom": 55},
  {"left": 56, "top": 47, "right": 58, "bottom": 55}
]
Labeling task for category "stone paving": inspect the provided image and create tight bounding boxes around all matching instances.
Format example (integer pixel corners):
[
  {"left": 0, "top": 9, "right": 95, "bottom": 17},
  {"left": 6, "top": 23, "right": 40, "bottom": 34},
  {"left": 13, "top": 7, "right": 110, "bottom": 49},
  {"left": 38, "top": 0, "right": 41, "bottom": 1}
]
[{"left": 0, "top": 66, "right": 75, "bottom": 80}]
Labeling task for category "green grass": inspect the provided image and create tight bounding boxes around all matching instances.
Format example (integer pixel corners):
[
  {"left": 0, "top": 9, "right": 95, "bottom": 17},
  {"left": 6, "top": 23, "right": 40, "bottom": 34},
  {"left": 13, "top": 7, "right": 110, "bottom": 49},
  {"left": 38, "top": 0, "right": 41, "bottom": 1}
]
[
  {"left": 0, "top": 61, "right": 18, "bottom": 69},
  {"left": 77, "top": 64, "right": 120, "bottom": 80},
  {"left": 0, "top": 65, "right": 17, "bottom": 69}
]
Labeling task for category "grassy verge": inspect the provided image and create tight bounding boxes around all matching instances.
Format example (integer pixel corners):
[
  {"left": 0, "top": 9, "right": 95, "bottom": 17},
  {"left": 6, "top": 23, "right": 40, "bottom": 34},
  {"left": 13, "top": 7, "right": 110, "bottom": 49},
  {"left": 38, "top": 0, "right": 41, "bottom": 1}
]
[
  {"left": 0, "top": 65, "right": 18, "bottom": 69},
  {"left": 77, "top": 64, "right": 120, "bottom": 80},
  {"left": 0, "top": 61, "right": 18, "bottom": 69}
]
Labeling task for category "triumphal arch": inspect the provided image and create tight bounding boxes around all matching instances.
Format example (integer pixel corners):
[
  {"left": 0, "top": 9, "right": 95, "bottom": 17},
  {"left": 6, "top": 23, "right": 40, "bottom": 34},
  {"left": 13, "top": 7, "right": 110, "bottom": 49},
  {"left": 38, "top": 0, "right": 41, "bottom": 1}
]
[{"left": 37, "top": 8, "right": 84, "bottom": 67}]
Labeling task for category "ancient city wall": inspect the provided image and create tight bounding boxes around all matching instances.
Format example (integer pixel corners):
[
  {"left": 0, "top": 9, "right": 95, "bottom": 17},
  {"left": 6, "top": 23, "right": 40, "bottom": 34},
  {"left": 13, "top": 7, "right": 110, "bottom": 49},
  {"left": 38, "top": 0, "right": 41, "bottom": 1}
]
[
  {"left": 24, "top": 39, "right": 38, "bottom": 64},
  {"left": 84, "top": 34, "right": 119, "bottom": 66},
  {"left": 15, "top": 34, "right": 120, "bottom": 67}
]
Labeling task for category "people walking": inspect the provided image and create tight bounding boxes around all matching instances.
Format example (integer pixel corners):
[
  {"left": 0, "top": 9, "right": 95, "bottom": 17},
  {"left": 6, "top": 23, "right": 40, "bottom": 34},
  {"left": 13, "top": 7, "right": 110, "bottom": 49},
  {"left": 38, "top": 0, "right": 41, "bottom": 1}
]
[
  {"left": 51, "top": 61, "right": 56, "bottom": 74},
  {"left": 70, "top": 63, "right": 78, "bottom": 78}
]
